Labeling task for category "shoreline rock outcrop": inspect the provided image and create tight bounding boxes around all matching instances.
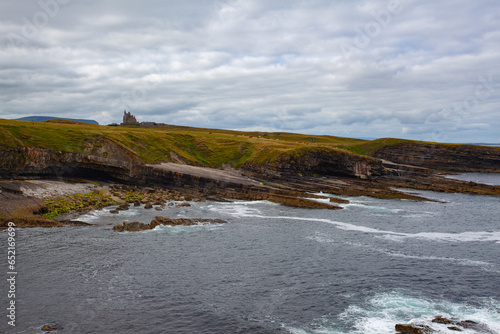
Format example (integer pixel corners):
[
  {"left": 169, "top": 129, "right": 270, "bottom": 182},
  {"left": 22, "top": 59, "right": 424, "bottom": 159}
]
[
  {"left": 396, "top": 316, "right": 496, "bottom": 334},
  {"left": 112, "top": 217, "right": 228, "bottom": 232}
]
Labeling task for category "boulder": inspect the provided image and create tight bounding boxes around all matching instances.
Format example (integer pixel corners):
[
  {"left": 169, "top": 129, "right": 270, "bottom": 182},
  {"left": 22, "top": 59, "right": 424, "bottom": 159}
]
[
  {"left": 141, "top": 187, "right": 155, "bottom": 194},
  {"left": 397, "top": 318, "right": 494, "bottom": 334},
  {"left": 117, "top": 203, "right": 130, "bottom": 211},
  {"left": 447, "top": 326, "right": 462, "bottom": 331},
  {"left": 41, "top": 323, "right": 63, "bottom": 331},
  {"left": 112, "top": 221, "right": 152, "bottom": 232},
  {"left": 432, "top": 317, "right": 453, "bottom": 324},
  {"left": 395, "top": 324, "right": 431, "bottom": 334},
  {"left": 144, "top": 202, "right": 153, "bottom": 209}
]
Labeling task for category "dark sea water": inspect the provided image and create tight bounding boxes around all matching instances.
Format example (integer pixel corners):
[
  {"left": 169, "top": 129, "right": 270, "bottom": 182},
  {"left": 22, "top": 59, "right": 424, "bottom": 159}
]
[{"left": 2, "top": 173, "right": 500, "bottom": 333}]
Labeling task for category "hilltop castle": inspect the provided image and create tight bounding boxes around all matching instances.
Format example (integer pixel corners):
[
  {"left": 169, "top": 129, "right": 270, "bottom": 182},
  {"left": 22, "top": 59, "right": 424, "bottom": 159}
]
[
  {"left": 122, "top": 110, "right": 138, "bottom": 124},
  {"left": 121, "top": 110, "right": 165, "bottom": 127}
]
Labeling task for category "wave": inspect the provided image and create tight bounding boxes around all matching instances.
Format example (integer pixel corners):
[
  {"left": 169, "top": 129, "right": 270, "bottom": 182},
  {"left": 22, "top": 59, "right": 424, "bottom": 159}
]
[
  {"left": 285, "top": 291, "right": 500, "bottom": 334},
  {"left": 214, "top": 202, "right": 500, "bottom": 244}
]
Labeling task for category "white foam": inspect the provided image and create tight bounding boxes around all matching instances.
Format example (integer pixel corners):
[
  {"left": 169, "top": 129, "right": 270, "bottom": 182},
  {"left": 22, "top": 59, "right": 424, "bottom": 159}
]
[
  {"left": 340, "top": 203, "right": 403, "bottom": 214},
  {"left": 142, "top": 223, "right": 225, "bottom": 234},
  {"left": 206, "top": 201, "right": 272, "bottom": 217},
  {"left": 285, "top": 292, "right": 500, "bottom": 334},
  {"left": 411, "top": 231, "right": 500, "bottom": 243},
  {"left": 309, "top": 235, "right": 497, "bottom": 272},
  {"left": 221, "top": 211, "right": 500, "bottom": 244}
]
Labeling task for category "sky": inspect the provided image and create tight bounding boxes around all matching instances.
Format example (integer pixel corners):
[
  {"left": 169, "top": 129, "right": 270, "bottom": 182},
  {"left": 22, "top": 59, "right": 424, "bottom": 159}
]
[{"left": 1, "top": 0, "right": 499, "bottom": 143}]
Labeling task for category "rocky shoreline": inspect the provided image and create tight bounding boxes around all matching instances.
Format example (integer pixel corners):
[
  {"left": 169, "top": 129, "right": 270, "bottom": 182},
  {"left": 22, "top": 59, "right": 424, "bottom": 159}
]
[{"left": 1, "top": 139, "right": 499, "bottom": 228}]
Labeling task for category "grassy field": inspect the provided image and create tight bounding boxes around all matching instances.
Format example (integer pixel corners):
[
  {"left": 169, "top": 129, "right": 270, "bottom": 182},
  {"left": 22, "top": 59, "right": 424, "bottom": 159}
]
[
  {"left": 0, "top": 118, "right": 371, "bottom": 167},
  {"left": 2, "top": 118, "right": 495, "bottom": 168}
]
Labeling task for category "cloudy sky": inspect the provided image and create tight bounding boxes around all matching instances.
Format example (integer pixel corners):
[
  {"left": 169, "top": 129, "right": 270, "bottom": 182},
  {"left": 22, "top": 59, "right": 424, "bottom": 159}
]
[{"left": 1, "top": 0, "right": 499, "bottom": 143}]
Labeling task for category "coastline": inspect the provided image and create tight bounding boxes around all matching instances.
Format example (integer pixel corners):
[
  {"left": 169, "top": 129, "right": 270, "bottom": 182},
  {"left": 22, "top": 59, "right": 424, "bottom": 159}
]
[{"left": 1, "top": 165, "right": 499, "bottom": 228}]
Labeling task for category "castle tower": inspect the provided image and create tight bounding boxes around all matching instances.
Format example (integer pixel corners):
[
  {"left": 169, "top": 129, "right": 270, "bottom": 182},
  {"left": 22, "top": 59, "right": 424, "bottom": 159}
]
[{"left": 122, "top": 110, "right": 138, "bottom": 124}]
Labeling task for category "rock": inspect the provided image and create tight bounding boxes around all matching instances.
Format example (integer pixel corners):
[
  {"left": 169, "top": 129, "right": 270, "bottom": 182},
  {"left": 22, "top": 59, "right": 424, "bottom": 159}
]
[
  {"left": 329, "top": 197, "right": 349, "bottom": 204},
  {"left": 113, "top": 217, "right": 228, "bottom": 231},
  {"left": 109, "top": 209, "right": 119, "bottom": 214},
  {"left": 133, "top": 201, "right": 141, "bottom": 206},
  {"left": 155, "top": 207, "right": 162, "bottom": 211},
  {"left": 456, "top": 320, "right": 495, "bottom": 333},
  {"left": 142, "top": 187, "right": 155, "bottom": 194},
  {"left": 41, "top": 323, "right": 63, "bottom": 331},
  {"left": 395, "top": 324, "right": 431, "bottom": 334},
  {"left": 42, "top": 325, "right": 54, "bottom": 331},
  {"left": 113, "top": 221, "right": 152, "bottom": 232},
  {"left": 144, "top": 202, "right": 153, "bottom": 209},
  {"left": 396, "top": 318, "right": 495, "bottom": 334},
  {"left": 447, "top": 326, "right": 462, "bottom": 331},
  {"left": 63, "top": 220, "right": 92, "bottom": 226},
  {"left": 176, "top": 202, "right": 191, "bottom": 207},
  {"left": 432, "top": 316, "right": 453, "bottom": 324},
  {"left": 117, "top": 203, "right": 130, "bottom": 211}
]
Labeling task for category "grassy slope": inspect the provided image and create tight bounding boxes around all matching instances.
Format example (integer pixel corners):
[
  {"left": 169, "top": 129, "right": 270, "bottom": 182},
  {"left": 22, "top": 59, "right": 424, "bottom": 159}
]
[
  {"left": 0, "top": 118, "right": 367, "bottom": 167},
  {"left": 346, "top": 137, "right": 500, "bottom": 156}
]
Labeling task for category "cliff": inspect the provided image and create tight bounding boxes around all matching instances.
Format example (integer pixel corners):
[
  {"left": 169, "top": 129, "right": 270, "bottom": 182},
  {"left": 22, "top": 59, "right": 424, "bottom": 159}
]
[
  {"left": 244, "top": 147, "right": 384, "bottom": 179},
  {"left": 366, "top": 140, "right": 500, "bottom": 172},
  {"left": 0, "top": 137, "right": 142, "bottom": 181}
]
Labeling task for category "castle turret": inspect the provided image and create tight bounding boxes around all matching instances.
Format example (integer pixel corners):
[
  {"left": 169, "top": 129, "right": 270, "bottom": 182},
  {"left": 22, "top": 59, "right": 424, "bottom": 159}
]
[{"left": 122, "top": 110, "right": 138, "bottom": 124}]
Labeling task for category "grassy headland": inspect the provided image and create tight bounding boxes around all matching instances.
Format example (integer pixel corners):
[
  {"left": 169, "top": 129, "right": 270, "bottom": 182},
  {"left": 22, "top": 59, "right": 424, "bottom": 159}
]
[{"left": 0, "top": 118, "right": 368, "bottom": 167}]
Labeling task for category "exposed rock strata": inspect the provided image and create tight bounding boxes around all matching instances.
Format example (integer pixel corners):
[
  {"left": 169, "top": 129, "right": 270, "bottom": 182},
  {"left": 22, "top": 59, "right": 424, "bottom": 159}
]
[
  {"left": 370, "top": 142, "right": 500, "bottom": 172},
  {"left": 244, "top": 148, "right": 384, "bottom": 179}
]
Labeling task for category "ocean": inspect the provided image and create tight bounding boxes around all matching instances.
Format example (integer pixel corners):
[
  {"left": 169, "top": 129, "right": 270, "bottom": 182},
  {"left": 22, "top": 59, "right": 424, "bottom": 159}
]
[{"left": 2, "top": 173, "right": 499, "bottom": 333}]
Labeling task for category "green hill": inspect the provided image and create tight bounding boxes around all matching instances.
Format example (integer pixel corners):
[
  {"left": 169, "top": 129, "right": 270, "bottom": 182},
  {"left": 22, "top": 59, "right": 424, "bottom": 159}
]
[{"left": 0, "top": 118, "right": 367, "bottom": 167}]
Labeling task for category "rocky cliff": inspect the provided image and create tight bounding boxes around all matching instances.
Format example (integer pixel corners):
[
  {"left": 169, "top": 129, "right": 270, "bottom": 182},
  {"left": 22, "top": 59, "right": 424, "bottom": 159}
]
[
  {"left": 369, "top": 142, "right": 500, "bottom": 172},
  {"left": 0, "top": 137, "right": 143, "bottom": 181},
  {"left": 244, "top": 148, "right": 384, "bottom": 180}
]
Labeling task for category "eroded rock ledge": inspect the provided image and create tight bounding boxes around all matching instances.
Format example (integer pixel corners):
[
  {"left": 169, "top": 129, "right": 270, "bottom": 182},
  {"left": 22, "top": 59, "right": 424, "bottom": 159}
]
[
  {"left": 112, "top": 217, "right": 228, "bottom": 232},
  {"left": 396, "top": 316, "right": 496, "bottom": 334}
]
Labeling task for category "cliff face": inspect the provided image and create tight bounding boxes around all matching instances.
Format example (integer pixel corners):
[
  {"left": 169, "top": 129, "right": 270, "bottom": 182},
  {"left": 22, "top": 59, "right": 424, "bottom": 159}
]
[
  {"left": 0, "top": 138, "right": 143, "bottom": 181},
  {"left": 245, "top": 149, "right": 384, "bottom": 179},
  {"left": 370, "top": 143, "right": 500, "bottom": 172}
]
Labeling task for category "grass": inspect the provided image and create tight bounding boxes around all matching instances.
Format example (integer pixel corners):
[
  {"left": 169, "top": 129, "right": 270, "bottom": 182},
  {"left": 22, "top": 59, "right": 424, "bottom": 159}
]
[
  {"left": 0, "top": 118, "right": 370, "bottom": 167},
  {"left": 2, "top": 118, "right": 496, "bottom": 168}
]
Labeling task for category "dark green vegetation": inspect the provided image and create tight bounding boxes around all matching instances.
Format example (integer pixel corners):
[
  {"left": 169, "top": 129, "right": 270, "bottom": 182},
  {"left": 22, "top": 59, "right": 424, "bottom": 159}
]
[{"left": 42, "top": 190, "right": 132, "bottom": 219}]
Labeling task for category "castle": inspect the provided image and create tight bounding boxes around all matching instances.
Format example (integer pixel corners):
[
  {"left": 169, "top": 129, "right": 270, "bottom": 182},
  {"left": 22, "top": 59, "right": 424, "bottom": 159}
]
[
  {"left": 122, "top": 110, "right": 138, "bottom": 124},
  {"left": 121, "top": 110, "right": 165, "bottom": 127}
]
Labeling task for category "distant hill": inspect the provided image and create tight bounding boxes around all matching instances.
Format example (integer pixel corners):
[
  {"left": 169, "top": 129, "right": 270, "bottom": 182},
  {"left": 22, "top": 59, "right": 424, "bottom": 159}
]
[{"left": 15, "top": 116, "right": 99, "bottom": 125}]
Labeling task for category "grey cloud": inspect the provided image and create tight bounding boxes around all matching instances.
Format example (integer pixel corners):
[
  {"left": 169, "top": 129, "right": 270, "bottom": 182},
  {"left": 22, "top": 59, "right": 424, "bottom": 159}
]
[{"left": 0, "top": 0, "right": 499, "bottom": 143}]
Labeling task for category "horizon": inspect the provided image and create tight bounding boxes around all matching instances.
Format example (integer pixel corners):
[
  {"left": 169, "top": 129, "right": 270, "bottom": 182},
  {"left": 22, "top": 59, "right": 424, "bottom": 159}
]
[{"left": 1, "top": 0, "right": 499, "bottom": 143}]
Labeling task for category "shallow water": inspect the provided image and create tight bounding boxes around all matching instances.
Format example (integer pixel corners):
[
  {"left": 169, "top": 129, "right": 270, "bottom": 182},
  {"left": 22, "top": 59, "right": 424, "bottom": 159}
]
[{"left": 1, "top": 174, "right": 499, "bottom": 333}]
